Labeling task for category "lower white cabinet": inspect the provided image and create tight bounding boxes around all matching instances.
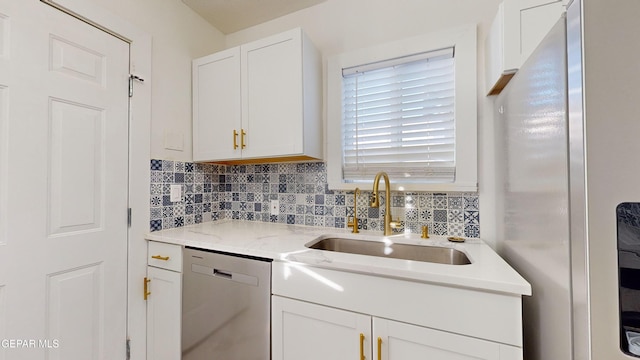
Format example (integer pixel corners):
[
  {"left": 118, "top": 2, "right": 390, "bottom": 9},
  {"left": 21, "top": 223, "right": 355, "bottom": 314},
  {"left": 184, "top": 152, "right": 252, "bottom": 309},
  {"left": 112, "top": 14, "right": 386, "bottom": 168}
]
[
  {"left": 375, "top": 318, "right": 504, "bottom": 360},
  {"left": 146, "top": 242, "right": 182, "bottom": 360},
  {"left": 272, "top": 296, "right": 371, "bottom": 360},
  {"left": 273, "top": 295, "right": 515, "bottom": 360}
]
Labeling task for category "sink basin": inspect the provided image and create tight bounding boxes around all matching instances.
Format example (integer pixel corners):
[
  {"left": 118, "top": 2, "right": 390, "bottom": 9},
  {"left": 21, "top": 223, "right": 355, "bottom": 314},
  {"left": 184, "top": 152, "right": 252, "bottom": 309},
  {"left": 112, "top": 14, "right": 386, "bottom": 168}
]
[{"left": 305, "top": 237, "right": 471, "bottom": 265}]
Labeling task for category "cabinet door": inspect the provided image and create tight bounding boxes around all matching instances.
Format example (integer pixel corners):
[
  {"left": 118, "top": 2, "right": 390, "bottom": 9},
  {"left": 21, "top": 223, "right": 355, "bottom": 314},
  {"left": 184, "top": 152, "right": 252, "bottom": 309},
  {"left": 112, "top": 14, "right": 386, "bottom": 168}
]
[
  {"left": 272, "top": 296, "right": 371, "bottom": 360},
  {"left": 192, "top": 47, "right": 241, "bottom": 161},
  {"left": 146, "top": 266, "right": 182, "bottom": 360},
  {"left": 486, "top": 0, "right": 566, "bottom": 95},
  {"left": 241, "top": 29, "right": 303, "bottom": 159},
  {"left": 516, "top": 0, "right": 567, "bottom": 65},
  {"left": 374, "top": 318, "right": 503, "bottom": 360}
]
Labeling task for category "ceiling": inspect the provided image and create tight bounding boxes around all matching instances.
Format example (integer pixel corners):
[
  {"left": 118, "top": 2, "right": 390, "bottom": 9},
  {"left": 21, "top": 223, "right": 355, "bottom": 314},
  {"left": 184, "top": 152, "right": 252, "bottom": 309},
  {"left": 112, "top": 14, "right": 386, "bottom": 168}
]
[{"left": 182, "top": 0, "right": 327, "bottom": 34}]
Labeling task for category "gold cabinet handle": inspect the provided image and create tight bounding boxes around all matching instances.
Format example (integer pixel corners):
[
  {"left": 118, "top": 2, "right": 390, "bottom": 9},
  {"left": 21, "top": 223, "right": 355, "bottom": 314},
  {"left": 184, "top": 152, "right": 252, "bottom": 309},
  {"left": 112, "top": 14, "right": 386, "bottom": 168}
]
[
  {"left": 360, "top": 333, "right": 365, "bottom": 360},
  {"left": 143, "top": 277, "right": 151, "bottom": 300},
  {"left": 241, "top": 129, "right": 246, "bottom": 149},
  {"left": 233, "top": 130, "right": 239, "bottom": 149},
  {"left": 377, "top": 337, "right": 382, "bottom": 360},
  {"left": 151, "top": 255, "right": 170, "bottom": 261}
]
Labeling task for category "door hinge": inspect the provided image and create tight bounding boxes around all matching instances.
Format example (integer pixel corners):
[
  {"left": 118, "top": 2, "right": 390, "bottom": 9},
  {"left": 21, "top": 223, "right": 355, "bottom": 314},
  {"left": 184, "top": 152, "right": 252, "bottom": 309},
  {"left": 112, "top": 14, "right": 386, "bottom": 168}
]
[
  {"left": 129, "top": 74, "right": 144, "bottom": 97},
  {"left": 127, "top": 208, "right": 132, "bottom": 227},
  {"left": 126, "top": 338, "right": 131, "bottom": 360}
]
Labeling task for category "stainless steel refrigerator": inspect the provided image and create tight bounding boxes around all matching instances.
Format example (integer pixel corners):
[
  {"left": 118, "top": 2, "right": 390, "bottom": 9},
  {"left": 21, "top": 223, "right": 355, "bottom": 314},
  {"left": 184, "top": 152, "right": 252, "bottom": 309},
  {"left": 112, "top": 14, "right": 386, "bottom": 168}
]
[{"left": 494, "top": 0, "right": 640, "bottom": 359}]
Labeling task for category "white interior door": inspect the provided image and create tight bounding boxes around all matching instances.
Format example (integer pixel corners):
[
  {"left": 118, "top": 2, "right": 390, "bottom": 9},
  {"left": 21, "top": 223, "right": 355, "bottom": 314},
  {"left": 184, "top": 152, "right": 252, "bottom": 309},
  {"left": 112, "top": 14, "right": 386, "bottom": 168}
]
[{"left": 0, "top": 1, "right": 130, "bottom": 359}]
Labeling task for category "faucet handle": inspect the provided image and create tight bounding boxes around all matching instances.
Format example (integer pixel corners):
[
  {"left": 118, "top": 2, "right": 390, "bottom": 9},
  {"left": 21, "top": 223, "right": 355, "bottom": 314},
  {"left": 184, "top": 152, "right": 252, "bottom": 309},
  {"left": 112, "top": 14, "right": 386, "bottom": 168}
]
[{"left": 370, "top": 192, "right": 379, "bottom": 207}]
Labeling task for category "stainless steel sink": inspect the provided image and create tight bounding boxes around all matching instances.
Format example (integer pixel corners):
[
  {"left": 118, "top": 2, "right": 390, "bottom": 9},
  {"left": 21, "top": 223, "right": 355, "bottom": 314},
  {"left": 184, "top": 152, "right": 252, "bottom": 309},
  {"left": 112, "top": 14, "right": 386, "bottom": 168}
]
[{"left": 305, "top": 237, "right": 471, "bottom": 265}]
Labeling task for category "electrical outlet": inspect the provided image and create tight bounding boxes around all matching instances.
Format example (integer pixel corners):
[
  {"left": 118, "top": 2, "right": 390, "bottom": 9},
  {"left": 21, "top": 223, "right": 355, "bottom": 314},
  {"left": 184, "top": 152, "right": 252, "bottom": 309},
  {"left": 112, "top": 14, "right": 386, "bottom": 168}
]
[
  {"left": 170, "top": 185, "right": 182, "bottom": 202},
  {"left": 270, "top": 200, "right": 279, "bottom": 215}
]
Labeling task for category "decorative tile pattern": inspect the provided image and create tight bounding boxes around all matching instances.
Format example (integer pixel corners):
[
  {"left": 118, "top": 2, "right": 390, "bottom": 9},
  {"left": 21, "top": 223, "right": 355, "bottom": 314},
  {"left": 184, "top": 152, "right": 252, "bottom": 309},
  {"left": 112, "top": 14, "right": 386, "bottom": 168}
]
[
  {"left": 149, "top": 159, "right": 223, "bottom": 231},
  {"left": 149, "top": 159, "right": 481, "bottom": 238}
]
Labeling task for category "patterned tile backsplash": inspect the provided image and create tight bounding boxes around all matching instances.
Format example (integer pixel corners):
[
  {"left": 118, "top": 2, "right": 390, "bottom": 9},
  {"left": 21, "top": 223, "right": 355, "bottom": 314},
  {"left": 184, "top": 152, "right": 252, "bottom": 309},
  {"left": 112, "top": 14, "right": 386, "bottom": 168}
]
[{"left": 150, "top": 159, "right": 480, "bottom": 238}]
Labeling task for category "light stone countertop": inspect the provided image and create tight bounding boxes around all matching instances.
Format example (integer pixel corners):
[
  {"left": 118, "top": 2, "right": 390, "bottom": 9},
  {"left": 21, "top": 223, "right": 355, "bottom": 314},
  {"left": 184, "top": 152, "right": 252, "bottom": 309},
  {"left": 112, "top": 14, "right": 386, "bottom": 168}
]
[{"left": 146, "top": 219, "right": 531, "bottom": 296}]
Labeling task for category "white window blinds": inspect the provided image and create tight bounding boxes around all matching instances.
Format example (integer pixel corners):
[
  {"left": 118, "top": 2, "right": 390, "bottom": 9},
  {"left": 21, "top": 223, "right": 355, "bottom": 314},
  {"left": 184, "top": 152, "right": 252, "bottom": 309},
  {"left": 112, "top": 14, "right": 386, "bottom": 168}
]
[{"left": 341, "top": 47, "right": 456, "bottom": 183}]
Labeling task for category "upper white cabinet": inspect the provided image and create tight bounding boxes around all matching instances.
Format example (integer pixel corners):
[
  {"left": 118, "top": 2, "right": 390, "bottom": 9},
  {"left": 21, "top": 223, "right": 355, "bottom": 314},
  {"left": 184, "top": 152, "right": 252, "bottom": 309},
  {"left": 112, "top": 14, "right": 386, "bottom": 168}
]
[
  {"left": 485, "top": 0, "right": 567, "bottom": 95},
  {"left": 193, "top": 48, "right": 241, "bottom": 161},
  {"left": 193, "top": 28, "right": 322, "bottom": 163}
]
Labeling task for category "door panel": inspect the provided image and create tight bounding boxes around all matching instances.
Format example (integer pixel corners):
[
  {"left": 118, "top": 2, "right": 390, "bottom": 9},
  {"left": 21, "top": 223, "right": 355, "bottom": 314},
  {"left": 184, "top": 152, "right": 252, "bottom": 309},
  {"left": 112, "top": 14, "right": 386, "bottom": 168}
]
[
  {"left": 374, "top": 318, "right": 501, "bottom": 360},
  {"left": 46, "top": 263, "right": 103, "bottom": 360},
  {"left": 0, "top": 285, "right": 4, "bottom": 360},
  {"left": 0, "top": 13, "right": 6, "bottom": 55},
  {"left": 519, "top": 0, "right": 565, "bottom": 64},
  {"left": 192, "top": 48, "right": 241, "bottom": 161},
  {"left": 0, "top": 84, "right": 6, "bottom": 248},
  {"left": 242, "top": 33, "right": 302, "bottom": 158},
  {"left": 147, "top": 266, "right": 182, "bottom": 360},
  {"left": 0, "top": 1, "right": 129, "bottom": 358},
  {"left": 48, "top": 99, "right": 105, "bottom": 235},
  {"left": 272, "top": 296, "right": 371, "bottom": 360},
  {"left": 49, "top": 35, "right": 106, "bottom": 85},
  {"left": 0, "top": 11, "right": 7, "bottom": 358}
]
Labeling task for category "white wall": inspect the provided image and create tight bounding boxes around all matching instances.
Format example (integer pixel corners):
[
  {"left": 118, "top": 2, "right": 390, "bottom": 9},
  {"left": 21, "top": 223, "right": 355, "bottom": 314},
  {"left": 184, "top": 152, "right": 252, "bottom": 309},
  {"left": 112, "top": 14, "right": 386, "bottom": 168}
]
[
  {"left": 225, "top": 0, "right": 501, "bottom": 245},
  {"left": 85, "top": 0, "right": 225, "bottom": 162}
]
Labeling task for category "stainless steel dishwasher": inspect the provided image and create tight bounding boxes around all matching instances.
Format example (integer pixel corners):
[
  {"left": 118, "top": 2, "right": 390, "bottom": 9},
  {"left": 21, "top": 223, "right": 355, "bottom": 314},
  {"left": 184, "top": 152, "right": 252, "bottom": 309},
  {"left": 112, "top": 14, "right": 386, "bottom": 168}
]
[{"left": 182, "top": 247, "right": 272, "bottom": 360}]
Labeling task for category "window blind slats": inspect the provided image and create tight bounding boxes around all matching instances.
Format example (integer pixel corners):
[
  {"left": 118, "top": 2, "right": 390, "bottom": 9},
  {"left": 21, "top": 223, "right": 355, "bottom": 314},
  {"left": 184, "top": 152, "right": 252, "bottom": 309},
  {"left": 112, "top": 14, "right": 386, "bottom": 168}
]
[
  {"left": 344, "top": 150, "right": 455, "bottom": 162},
  {"left": 344, "top": 131, "right": 455, "bottom": 147},
  {"left": 343, "top": 56, "right": 454, "bottom": 81},
  {"left": 343, "top": 112, "right": 454, "bottom": 130},
  {"left": 342, "top": 47, "right": 454, "bottom": 76},
  {"left": 342, "top": 69, "right": 454, "bottom": 94},
  {"left": 343, "top": 104, "right": 455, "bottom": 125},
  {"left": 344, "top": 144, "right": 455, "bottom": 155},
  {"left": 344, "top": 98, "right": 454, "bottom": 115},
  {"left": 343, "top": 166, "right": 455, "bottom": 182},
  {"left": 342, "top": 48, "right": 456, "bottom": 183},
  {"left": 343, "top": 87, "right": 455, "bottom": 107},
  {"left": 343, "top": 78, "right": 454, "bottom": 102},
  {"left": 344, "top": 141, "right": 455, "bottom": 154}
]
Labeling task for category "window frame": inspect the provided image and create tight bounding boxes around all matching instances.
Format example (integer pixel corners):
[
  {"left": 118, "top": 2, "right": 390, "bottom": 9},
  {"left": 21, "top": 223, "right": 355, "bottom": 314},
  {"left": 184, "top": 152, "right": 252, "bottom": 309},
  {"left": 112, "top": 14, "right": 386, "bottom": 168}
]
[{"left": 326, "top": 24, "right": 478, "bottom": 192}]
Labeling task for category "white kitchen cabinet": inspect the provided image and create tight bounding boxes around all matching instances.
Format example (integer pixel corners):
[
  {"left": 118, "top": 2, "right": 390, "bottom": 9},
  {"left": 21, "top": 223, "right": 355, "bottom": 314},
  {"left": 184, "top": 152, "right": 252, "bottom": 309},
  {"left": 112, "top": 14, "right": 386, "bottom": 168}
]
[
  {"left": 192, "top": 28, "right": 322, "bottom": 163},
  {"left": 272, "top": 296, "right": 371, "bottom": 360},
  {"left": 146, "top": 241, "right": 182, "bottom": 360},
  {"left": 485, "top": 0, "right": 567, "bottom": 95},
  {"left": 272, "top": 262, "right": 524, "bottom": 359},
  {"left": 192, "top": 48, "right": 241, "bottom": 161},
  {"left": 273, "top": 295, "right": 513, "bottom": 360},
  {"left": 374, "top": 318, "right": 504, "bottom": 360}
]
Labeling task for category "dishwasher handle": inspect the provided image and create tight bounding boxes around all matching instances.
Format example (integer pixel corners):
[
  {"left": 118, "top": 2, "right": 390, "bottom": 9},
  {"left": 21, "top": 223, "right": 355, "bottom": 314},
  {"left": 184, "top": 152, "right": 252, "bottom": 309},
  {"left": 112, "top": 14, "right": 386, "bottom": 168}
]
[
  {"left": 213, "top": 269, "right": 232, "bottom": 280},
  {"left": 192, "top": 264, "right": 259, "bottom": 287}
]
